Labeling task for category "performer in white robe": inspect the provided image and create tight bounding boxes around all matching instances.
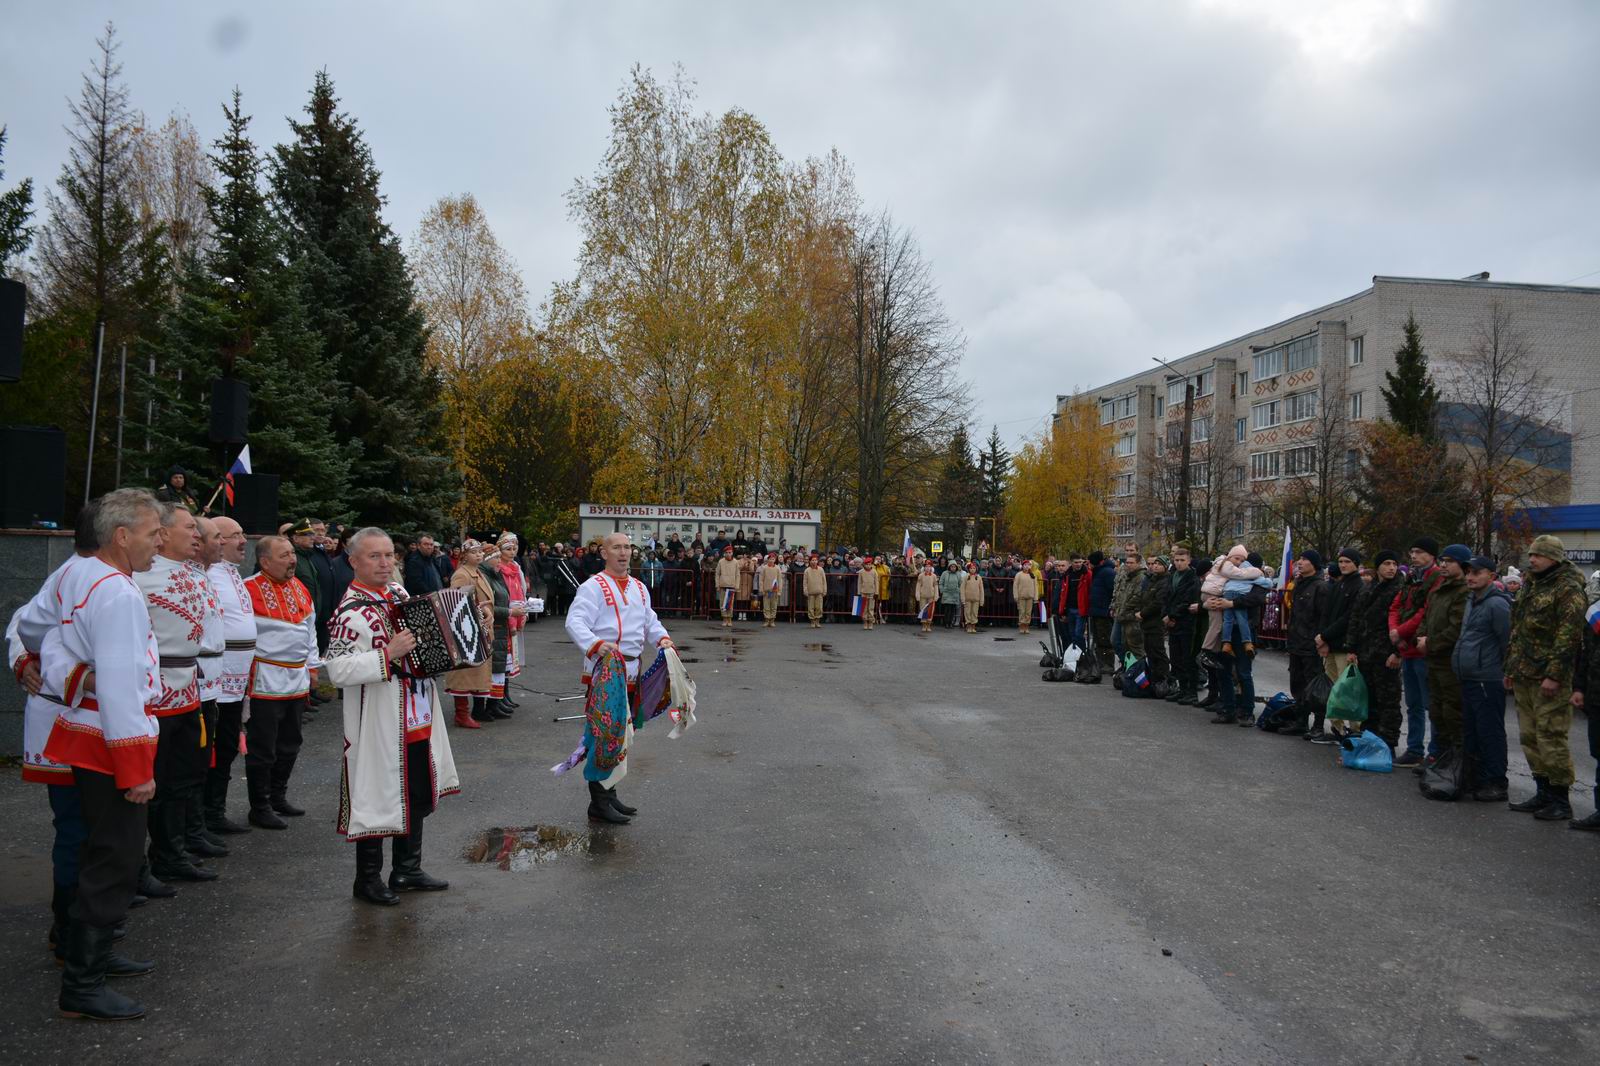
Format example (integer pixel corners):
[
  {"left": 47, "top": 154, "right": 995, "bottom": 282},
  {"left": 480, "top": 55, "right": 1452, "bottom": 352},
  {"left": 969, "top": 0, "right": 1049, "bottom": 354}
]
[
  {"left": 202, "top": 517, "right": 257, "bottom": 835},
  {"left": 565, "top": 531, "right": 673, "bottom": 823},
  {"left": 324, "top": 527, "right": 458, "bottom": 907},
  {"left": 40, "top": 488, "right": 164, "bottom": 1021}
]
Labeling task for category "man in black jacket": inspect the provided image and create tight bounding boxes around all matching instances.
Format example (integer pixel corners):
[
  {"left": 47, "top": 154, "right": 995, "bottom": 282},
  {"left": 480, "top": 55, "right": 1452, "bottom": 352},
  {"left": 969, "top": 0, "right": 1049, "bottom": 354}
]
[
  {"left": 1348, "top": 550, "right": 1404, "bottom": 751},
  {"left": 1284, "top": 550, "right": 1327, "bottom": 735},
  {"left": 1163, "top": 544, "right": 1202, "bottom": 704},
  {"left": 1309, "top": 547, "right": 1366, "bottom": 742}
]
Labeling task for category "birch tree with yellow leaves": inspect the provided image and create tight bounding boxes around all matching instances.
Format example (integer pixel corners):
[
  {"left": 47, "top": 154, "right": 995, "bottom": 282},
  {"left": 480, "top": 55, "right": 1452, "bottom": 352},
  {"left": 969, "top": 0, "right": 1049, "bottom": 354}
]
[{"left": 1005, "top": 396, "right": 1115, "bottom": 557}]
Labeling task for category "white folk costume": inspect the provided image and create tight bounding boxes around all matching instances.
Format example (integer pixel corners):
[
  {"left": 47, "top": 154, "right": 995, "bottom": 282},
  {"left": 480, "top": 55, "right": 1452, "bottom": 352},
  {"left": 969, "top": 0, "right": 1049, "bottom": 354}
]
[
  {"left": 325, "top": 580, "right": 459, "bottom": 840},
  {"left": 7, "top": 556, "right": 94, "bottom": 785},
  {"left": 204, "top": 560, "right": 258, "bottom": 833},
  {"left": 244, "top": 572, "right": 319, "bottom": 701},
  {"left": 134, "top": 556, "right": 213, "bottom": 720},
  {"left": 566, "top": 571, "right": 672, "bottom": 688},
  {"left": 40, "top": 559, "right": 162, "bottom": 789}
]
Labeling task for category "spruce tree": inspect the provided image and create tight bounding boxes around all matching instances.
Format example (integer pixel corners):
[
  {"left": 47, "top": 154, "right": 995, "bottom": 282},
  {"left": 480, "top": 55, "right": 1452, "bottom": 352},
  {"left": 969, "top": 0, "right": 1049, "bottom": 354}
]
[
  {"left": 147, "top": 90, "right": 350, "bottom": 517},
  {"left": 934, "top": 424, "right": 980, "bottom": 551},
  {"left": 0, "top": 126, "right": 35, "bottom": 272},
  {"left": 269, "top": 72, "right": 456, "bottom": 533},
  {"left": 979, "top": 425, "right": 1012, "bottom": 550},
  {"left": 1381, "top": 311, "right": 1440, "bottom": 440}
]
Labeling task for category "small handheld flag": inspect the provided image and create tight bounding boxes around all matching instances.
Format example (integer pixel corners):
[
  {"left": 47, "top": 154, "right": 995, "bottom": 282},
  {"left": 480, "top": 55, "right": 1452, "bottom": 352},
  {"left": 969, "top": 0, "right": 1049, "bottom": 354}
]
[
  {"left": 920, "top": 601, "right": 934, "bottom": 622},
  {"left": 1587, "top": 601, "right": 1600, "bottom": 636},
  {"left": 1278, "top": 525, "right": 1293, "bottom": 591},
  {"left": 851, "top": 595, "right": 863, "bottom": 617},
  {"left": 223, "top": 445, "right": 252, "bottom": 507},
  {"left": 722, "top": 588, "right": 735, "bottom": 612}
]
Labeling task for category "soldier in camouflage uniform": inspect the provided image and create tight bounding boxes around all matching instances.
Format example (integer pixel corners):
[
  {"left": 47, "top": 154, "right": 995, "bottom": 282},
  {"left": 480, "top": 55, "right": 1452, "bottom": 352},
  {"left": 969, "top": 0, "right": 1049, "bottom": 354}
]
[
  {"left": 1347, "top": 549, "right": 1405, "bottom": 750},
  {"left": 1112, "top": 552, "right": 1146, "bottom": 663},
  {"left": 1504, "top": 534, "right": 1589, "bottom": 821},
  {"left": 1416, "top": 544, "right": 1471, "bottom": 754},
  {"left": 1134, "top": 556, "right": 1171, "bottom": 688}
]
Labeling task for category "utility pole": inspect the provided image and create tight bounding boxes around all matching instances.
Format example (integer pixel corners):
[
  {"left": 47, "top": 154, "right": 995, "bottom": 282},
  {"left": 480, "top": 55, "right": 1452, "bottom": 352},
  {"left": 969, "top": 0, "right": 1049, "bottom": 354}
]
[
  {"left": 1152, "top": 356, "right": 1194, "bottom": 545},
  {"left": 83, "top": 320, "right": 105, "bottom": 506}
]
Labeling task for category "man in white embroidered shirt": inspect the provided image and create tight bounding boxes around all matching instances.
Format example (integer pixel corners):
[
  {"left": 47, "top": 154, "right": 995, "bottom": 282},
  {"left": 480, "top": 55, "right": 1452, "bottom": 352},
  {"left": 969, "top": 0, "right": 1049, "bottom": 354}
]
[{"left": 564, "top": 531, "right": 673, "bottom": 824}]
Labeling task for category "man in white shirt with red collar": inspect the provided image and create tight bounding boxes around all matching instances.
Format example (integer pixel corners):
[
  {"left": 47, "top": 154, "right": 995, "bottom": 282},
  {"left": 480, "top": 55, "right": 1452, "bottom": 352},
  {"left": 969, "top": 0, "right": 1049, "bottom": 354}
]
[
  {"left": 243, "top": 535, "right": 321, "bottom": 830},
  {"left": 565, "top": 531, "right": 674, "bottom": 823},
  {"left": 202, "top": 516, "right": 257, "bottom": 835}
]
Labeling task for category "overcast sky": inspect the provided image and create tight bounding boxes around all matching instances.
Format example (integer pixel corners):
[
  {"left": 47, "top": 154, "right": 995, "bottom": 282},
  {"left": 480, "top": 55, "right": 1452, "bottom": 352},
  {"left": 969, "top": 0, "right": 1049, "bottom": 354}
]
[{"left": 4, "top": 1, "right": 1597, "bottom": 450}]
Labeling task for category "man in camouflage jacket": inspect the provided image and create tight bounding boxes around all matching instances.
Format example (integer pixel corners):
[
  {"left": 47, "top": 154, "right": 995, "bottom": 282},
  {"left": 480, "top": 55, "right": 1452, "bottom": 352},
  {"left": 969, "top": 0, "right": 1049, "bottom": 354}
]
[
  {"left": 1347, "top": 550, "right": 1404, "bottom": 750},
  {"left": 1504, "top": 534, "right": 1589, "bottom": 819},
  {"left": 1112, "top": 551, "right": 1146, "bottom": 660}
]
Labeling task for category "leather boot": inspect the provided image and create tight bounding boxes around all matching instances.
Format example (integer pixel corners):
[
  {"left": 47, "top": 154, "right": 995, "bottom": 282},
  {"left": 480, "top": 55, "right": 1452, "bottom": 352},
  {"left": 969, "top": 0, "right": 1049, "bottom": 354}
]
[
  {"left": 269, "top": 754, "right": 305, "bottom": 817},
  {"left": 606, "top": 786, "right": 637, "bottom": 816},
  {"left": 1534, "top": 785, "right": 1573, "bottom": 821},
  {"left": 1571, "top": 787, "right": 1600, "bottom": 830},
  {"left": 51, "top": 886, "right": 153, "bottom": 976},
  {"left": 184, "top": 788, "right": 230, "bottom": 858},
  {"left": 204, "top": 770, "right": 251, "bottom": 834},
  {"left": 353, "top": 839, "right": 399, "bottom": 905},
  {"left": 470, "top": 696, "right": 495, "bottom": 723},
  {"left": 454, "top": 701, "right": 481, "bottom": 729},
  {"left": 588, "top": 781, "right": 630, "bottom": 824},
  {"left": 1509, "top": 775, "right": 1550, "bottom": 813},
  {"left": 484, "top": 698, "right": 512, "bottom": 720},
  {"left": 1197, "top": 690, "right": 1218, "bottom": 709},
  {"left": 150, "top": 797, "right": 218, "bottom": 882},
  {"left": 58, "top": 922, "right": 145, "bottom": 1020},
  {"left": 388, "top": 821, "right": 449, "bottom": 892},
  {"left": 501, "top": 692, "right": 520, "bottom": 709},
  {"left": 496, "top": 697, "right": 515, "bottom": 717},
  {"left": 136, "top": 863, "right": 176, "bottom": 900},
  {"left": 246, "top": 766, "right": 288, "bottom": 830}
]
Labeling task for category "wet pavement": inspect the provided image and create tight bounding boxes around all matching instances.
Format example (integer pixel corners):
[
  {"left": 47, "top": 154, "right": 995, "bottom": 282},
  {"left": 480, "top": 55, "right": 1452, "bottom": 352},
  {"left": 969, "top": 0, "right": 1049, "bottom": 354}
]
[{"left": 1, "top": 617, "right": 1596, "bottom": 1063}]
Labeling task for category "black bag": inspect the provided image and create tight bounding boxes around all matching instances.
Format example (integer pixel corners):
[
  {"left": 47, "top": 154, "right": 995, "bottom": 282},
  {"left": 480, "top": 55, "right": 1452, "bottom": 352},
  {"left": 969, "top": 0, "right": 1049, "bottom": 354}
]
[
  {"left": 1303, "top": 673, "right": 1334, "bottom": 717},
  {"left": 1420, "top": 747, "right": 1463, "bottom": 801},
  {"left": 1119, "top": 657, "right": 1153, "bottom": 699},
  {"left": 1041, "top": 667, "right": 1076, "bottom": 682}
]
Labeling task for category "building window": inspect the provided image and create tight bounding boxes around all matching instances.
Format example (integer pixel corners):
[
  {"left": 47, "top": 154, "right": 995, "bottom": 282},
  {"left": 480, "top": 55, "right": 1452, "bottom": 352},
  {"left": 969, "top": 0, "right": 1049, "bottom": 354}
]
[
  {"left": 1166, "top": 423, "right": 1183, "bottom": 449},
  {"left": 1284, "top": 445, "right": 1316, "bottom": 476},
  {"left": 1233, "top": 510, "right": 1246, "bottom": 537},
  {"left": 1284, "top": 391, "right": 1319, "bottom": 423},
  {"left": 1346, "top": 448, "right": 1360, "bottom": 477},
  {"left": 1251, "top": 451, "right": 1280, "bottom": 481},
  {"left": 1153, "top": 393, "right": 1165, "bottom": 418},
  {"left": 1192, "top": 415, "right": 1212, "bottom": 443},
  {"left": 1115, "top": 432, "right": 1136, "bottom": 457},
  {"left": 1189, "top": 462, "right": 1210, "bottom": 488},
  {"left": 1155, "top": 435, "right": 1164, "bottom": 457},
  {"left": 1253, "top": 349, "right": 1283, "bottom": 381},
  {"left": 1233, "top": 465, "right": 1246, "bottom": 486},
  {"left": 1348, "top": 390, "right": 1364, "bottom": 420},
  {"left": 1100, "top": 393, "right": 1135, "bottom": 425},
  {"left": 1166, "top": 379, "right": 1188, "bottom": 409},
  {"left": 1196, "top": 368, "right": 1214, "bottom": 397},
  {"left": 1114, "top": 473, "right": 1136, "bottom": 497},
  {"left": 1251, "top": 400, "right": 1281, "bottom": 430},
  {"left": 1285, "top": 335, "right": 1319, "bottom": 372},
  {"left": 1237, "top": 370, "right": 1249, "bottom": 396},
  {"left": 1113, "top": 513, "right": 1137, "bottom": 537},
  {"left": 1235, "top": 418, "right": 1246, "bottom": 443},
  {"left": 1348, "top": 336, "right": 1364, "bottom": 366},
  {"left": 1100, "top": 399, "right": 1114, "bottom": 425}
]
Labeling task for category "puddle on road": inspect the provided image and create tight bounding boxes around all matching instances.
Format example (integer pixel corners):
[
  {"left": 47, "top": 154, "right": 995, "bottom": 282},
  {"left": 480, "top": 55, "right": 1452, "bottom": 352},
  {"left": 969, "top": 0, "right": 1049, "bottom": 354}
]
[
  {"left": 463, "top": 825, "right": 620, "bottom": 871},
  {"left": 801, "top": 643, "right": 835, "bottom": 653}
]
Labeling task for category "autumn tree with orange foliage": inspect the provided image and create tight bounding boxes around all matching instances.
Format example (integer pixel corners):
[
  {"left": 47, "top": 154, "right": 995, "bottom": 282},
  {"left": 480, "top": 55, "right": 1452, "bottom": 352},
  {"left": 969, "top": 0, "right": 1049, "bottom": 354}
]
[{"left": 1004, "top": 397, "right": 1114, "bottom": 558}]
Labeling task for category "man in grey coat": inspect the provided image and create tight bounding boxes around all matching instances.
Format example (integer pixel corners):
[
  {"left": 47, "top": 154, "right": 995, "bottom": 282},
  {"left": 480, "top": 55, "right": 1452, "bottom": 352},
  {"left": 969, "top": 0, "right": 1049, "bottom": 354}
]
[{"left": 1452, "top": 555, "right": 1513, "bottom": 801}]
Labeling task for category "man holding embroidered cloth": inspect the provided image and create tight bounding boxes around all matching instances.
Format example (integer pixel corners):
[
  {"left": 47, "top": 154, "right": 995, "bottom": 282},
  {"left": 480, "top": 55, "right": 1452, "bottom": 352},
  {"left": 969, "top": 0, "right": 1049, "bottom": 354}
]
[
  {"left": 563, "top": 531, "right": 681, "bottom": 824},
  {"left": 325, "top": 527, "right": 459, "bottom": 907}
]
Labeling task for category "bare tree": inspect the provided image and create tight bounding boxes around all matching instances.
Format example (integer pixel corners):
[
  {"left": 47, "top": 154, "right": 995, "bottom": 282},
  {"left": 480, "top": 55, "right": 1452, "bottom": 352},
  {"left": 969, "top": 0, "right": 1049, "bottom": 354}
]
[
  {"left": 129, "top": 109, "right": 214, "bottom": 276},
  {"left": 1256, "top": 382, "right": 1362, "bottom": 558},
  {"left": 1150, "top": 414, "right": 1244, "bottom": 556}
]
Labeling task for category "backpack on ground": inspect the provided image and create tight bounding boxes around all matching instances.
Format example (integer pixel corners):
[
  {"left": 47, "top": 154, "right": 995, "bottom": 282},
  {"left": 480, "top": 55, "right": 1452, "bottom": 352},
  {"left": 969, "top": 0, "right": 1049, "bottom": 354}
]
[{"left": 1257, "top": 691, "right": 1298, "bottom": 732}]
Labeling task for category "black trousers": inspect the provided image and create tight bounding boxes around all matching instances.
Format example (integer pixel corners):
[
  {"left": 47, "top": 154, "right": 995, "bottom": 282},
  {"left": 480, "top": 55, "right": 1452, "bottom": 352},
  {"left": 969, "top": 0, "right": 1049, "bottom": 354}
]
[
  {"left": 1140, "top": 621, "right": 1169, "bottom": 681},
  {"left": 1168, "top": 623, "right": 1196, "bottom": 692},
  {"left": 1289, "top": 652, "right": 1324, "bottom": 728},
  {"left": 152, "top": 710, "right": 207, "bottom": 796},
  {"left": 1092, "top": 616, "right": 1115, "bottom": 670},
  {"left": 207, "top": 699, "right": 246, "bottom": 804},
  {"left": 246, "top": 696, "right": 305, "bottom": 786},
  {"left": 1359, "top": 658, "right": 1402, "bottom": 748},
  {"left": 73, "top": 768, "right": 146, "bottom": 929},
  {"left": 404, "top": 738, "right": 436, "bottom": 825},
  {"left": 943, "top": 601, "right": 960, "bottom": 629}
]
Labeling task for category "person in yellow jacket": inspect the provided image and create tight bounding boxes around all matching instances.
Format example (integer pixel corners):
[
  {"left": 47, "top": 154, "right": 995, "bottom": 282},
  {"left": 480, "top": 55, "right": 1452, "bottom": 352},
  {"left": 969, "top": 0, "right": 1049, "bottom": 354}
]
[
  {"left": 1013, "top": 562, "right": 1039, "bottom": 635},
  {"left": 802, "top": 553, "right": 828, "bottom": 628},
  {"left": 714, "top": 546, "right": 740, "bottom": 628},
  {"left": 857, "top": 556, "right": 879, "bottom": 631},
  {"left": 961, "top": 562, "right": 986, "bottom": 633},
  {"left": 914, "top": 561, "right": 939, "bottom": 633},
  {"left": 875, "top": 558, "right": 891, "bottom": 624},
  {"left": 757, "top": 552, "right": 785, "bottom": 628}
]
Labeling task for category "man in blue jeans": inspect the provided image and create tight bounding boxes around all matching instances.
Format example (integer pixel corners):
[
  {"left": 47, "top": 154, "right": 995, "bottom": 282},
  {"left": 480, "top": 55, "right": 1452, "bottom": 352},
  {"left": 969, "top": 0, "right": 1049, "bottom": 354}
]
[
  {"left": 1391, "top": 538, "right": 1443, "bottom": 766},
  {"left": 1452, "top": 555, "right": 1512, "bottom": 800}
]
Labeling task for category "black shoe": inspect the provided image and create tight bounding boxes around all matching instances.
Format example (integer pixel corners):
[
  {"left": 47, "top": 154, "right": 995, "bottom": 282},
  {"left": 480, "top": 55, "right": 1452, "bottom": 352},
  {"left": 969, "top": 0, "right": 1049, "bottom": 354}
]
[
  {"left": 58, "top": 923, "right": 145, "bottom": 1021},
  {"left": 389, "top": 823, "right": 450, "bottom": 892},
  {"left": 1197, "top": 691, "right": 1218, "bottom": 708},
  {"left": 606, "top": 787, "right": 637, "bottom": 816},
  {"left": 1303, "top": 728, "right": 1327, "bottom": 742},
  {"left": 389, "top": 867, "right": 450, "bottom": 891},
  {"left": 151, "top": 861, "right": 219, "bottom": 883},
  {"left": 587, "top": 782, "right": 630, "bottom": 824},
  {"left": 206, "top": 811, "right": 252, "bottom": 835},
  {"left": 248, "top": 807, "right": 288, "bottom": 830},
  {"left": 1534, "top": 787, "right": 1573, "bottom": 821},
  {"left": 136, "top": 868, "right": 176, "bottom": 900},
  {"left": 501, "top": 694, "right": 520, "bottom": 709},
  {"left": 270, "top": 795, "right": 306, "bottom": 817},
  {"left": 353, "top": 839, "right": 400, "bottom": 906},
  {"left": 128, "top": 894, "right": 148, "bottom": 909},
  {"left": 1471, "top": 783, "right": 1509, "bottom": 803},
  {"left": 1237, "top": 714, "right": 1255, "bottom": 727},
  {"left": 470, "top": 697, "right": 496, "bottom": 722},
  {"left": 104, "top": 950, "right": 156, "bottom": 979},
  {"left": 1309, "top": 732, "right": 1340, "bottom": 746},
  {"left": 1393, "top": 750, "right": 1423, "bottom": 767},
  {"left": 1509, "top": 776, "right": 1550, "bottom": 813},
  {"left": 484, "top": 699, "right": 512, "bottom": 721},
  {"left": 186, "top": 836, "right": 230, "bottom": 859},
  {"left": 1210, "top": 713, "right": 1238, "bottom": 724},
  {"left": 1176, "top": 691, "right": 1198, "bottom": 706},
  {"left": 1571, "top": 810, "right": 1600, "bottom": 830}
]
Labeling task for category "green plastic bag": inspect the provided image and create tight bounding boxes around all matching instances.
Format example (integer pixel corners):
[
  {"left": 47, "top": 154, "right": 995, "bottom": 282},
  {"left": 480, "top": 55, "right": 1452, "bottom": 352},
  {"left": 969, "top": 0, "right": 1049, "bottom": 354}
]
[{"left": 1326, "top": 664, "right": 1369, "bottom": 722}]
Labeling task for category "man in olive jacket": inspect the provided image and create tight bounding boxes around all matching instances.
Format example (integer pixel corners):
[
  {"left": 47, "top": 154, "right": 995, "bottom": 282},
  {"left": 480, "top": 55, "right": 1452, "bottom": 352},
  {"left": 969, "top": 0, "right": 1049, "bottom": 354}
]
[
  {"left": 1112, "top": 552, "right": 1146, "bottom": 660},
  {"left": 1504, "top": 535, "right": 1589, "bottom": 820},
  {"left": 1417, "top": 544, "right": 1472, "bottom": 754}
]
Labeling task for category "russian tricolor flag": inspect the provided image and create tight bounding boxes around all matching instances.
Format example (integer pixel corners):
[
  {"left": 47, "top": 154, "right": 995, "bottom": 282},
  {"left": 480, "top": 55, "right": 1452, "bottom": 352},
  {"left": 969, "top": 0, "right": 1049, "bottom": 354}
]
[
  {"left": 1038, "top": 600, "right": 1048, "bottom": 625},
  {"left": 1587, "top": 600, "right": 1600, "bottom": 636},
  {"left": 851, "top": 595, "right": 863, "bottom": 617},
  {"left": 223, "top": 445, "right": 251, "bottom": 506},
  {"left": 902, "top": 529, "right": 914, "bottom": 565},
  {"left": 722, "top": 588, "right": 735, "bottom": 613}
]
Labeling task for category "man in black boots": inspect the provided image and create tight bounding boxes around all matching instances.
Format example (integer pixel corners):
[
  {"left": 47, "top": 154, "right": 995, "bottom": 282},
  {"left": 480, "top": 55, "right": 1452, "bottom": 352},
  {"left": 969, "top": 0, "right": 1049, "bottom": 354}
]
[
  {"left": 1283, "top": 550, "right": 1327, "bottom": 735},
  {"left": 1349, "top": 550, "right": 1405, "bottom": 753},
  {"left": 203, "top": 516, "right": 257, "bottom": 836},
  {"left": 1164, "top": 544, "right": 1202, "bottom": 705},
  {"left": 244, "top": 536, "right": 322, "bottom": 830}
]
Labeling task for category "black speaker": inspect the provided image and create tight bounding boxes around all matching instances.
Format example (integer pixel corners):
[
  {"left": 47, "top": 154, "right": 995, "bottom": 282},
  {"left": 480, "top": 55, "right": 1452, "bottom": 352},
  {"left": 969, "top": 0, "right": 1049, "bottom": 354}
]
[
  {"left": 210, "top": 377, "right": 249, "bottom": 443},
  {"left": 0, "top": 277, "right": 24, "bottom": 383},
  {"left": 229, "top": 472, "right": 279, "bottom": 535},
  {"left": 0, "top": 424, "right": 66, "bottom": 527}
]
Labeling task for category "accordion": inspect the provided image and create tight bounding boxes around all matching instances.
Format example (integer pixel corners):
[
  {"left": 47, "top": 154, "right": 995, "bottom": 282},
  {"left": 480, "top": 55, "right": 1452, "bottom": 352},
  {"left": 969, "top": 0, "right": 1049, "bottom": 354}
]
[{"left": 391, "top": 588, "right": 488, "bottom": 678}]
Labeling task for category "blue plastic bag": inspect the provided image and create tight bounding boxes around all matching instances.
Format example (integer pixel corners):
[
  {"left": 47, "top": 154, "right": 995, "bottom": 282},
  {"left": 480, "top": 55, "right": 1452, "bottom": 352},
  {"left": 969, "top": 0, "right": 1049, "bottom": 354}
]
[{"left": 1339, "top": 731, "right": 1393, "bottom": 773}]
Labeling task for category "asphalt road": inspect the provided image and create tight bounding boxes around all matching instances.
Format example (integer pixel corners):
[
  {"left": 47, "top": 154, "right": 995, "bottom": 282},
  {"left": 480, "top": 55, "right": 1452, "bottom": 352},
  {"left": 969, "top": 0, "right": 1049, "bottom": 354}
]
[{"left": 1, "top": 617, "right": 1596, "bottom": 1065}]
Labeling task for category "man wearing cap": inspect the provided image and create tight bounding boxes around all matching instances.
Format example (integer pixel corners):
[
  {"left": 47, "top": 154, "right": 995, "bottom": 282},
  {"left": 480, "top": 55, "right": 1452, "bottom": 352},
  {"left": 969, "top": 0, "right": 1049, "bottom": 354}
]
[
  {"left": 1012, "top": 561, "right": 1038, "bottom": 635},
  {"left": 714, "top": 546, "right": 739, "bottom": 628},
  {"left": 1416, "top": 544, "right": 1471, "bottom": 766},
  {"left": 1453, "top": 555, "right": 1512, "bottom": 801},
  {"left": 960, "top": 563, "right": 986, "bottom": 634},
  {"left": 291, "top": 519, "right": 333, "bottom": 654},
  {"left": 802, "top": 554, "right": 828, "bottom": 628},
  {"left": 1112, "top": 551, "right": 1146, "bottom": 665},
  {"left": 1504, "top": 534, "right": 1588, "bottom": 820},
  {"left": 1284, "top": 550, "right": 1327, "bottom": 732},
  {"left": 1310, "top": 548, "right": 1366, "bottom": 743},
  {"left": 1390, "top": 537, "right": 1444, "bottom": 766},
  {"left": 1349, "top": 550, "right": 1405, "bottom": 751}
]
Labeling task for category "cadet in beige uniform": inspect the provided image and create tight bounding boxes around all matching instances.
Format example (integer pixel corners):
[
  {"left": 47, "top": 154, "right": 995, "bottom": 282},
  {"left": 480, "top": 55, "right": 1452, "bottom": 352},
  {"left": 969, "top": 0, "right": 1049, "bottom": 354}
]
[
  {"left": 1013, "top": 563, "right": 1039, "bottom": 635},
  {"left": 714, "top": 546, "right": 740, "bottom": 628},
  {"left": 757, "top": 553, "right": 784, "bottom": 628},
  {"left": 914, "top": 562, "right": 939, "bottom": 633},
  {"left": 857, "top": 557, "right": 878, "bottom": 631},
  {"left": 802, "top": 554, "right": 827, "bottom": 628},
  {"left": 961, "top": 563, "right": 986, "bottom": 633}
]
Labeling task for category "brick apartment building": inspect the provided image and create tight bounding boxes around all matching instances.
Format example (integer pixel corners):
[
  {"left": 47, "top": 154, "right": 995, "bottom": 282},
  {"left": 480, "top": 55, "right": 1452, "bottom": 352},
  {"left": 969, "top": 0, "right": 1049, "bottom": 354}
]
[{"left": 1055, "top": 274, "right": 1600, "bottom": 552}]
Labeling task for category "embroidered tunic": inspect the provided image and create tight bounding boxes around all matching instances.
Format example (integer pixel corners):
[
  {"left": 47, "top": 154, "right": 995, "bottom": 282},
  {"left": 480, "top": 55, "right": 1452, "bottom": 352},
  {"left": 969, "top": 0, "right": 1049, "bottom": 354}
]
[
  {"left": 133, "top": 555, "right": 217, "bottom": 717},
  {"left": 324, "top": 581, "right": 459, "bottom": 839},
  {"left": 245, "top": 572, "right": 321, "bottom": 701},
  {"left": 40, "top": 558, "right": 162, "bottom": 789},
  {"left": 206, "top": 561, "right": 257, "bottom": 703},
  {"left": 7, "top": 556, "right": 90, "bottom": 784},
  {"left": 564, "top": 572, "right": 671, "bottom": 684}
]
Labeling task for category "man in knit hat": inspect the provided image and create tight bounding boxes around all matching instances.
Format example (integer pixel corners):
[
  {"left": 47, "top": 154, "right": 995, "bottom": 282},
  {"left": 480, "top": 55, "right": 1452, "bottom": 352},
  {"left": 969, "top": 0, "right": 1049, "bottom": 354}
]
[
  {"left": 1389, "top": 536, "right": 1444, "bottom": 766},
  {"left": 1504, "top": 534, "right": 1588, "bottom": 820},
  {"left": 1416, "top": 544, "right": 1471, "bottom": 767}
]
